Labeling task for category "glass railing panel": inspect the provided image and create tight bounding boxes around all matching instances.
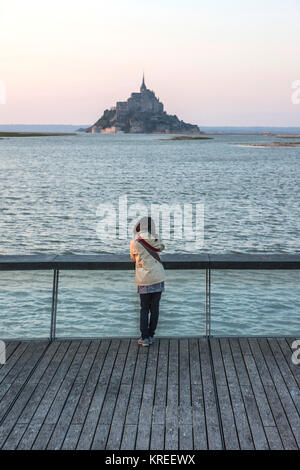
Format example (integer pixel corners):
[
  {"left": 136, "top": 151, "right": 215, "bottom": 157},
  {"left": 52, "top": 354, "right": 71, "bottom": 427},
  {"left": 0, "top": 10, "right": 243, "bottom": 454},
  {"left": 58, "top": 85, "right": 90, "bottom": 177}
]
[
  {"left": 210, "top": 270, "right": 300, "bottom": 336},
  {"left": 0, "top": 270, "right": 53, "bottom": 339},
  {"left": 55, "top": 269, "right": 206, "bottom": 338}
]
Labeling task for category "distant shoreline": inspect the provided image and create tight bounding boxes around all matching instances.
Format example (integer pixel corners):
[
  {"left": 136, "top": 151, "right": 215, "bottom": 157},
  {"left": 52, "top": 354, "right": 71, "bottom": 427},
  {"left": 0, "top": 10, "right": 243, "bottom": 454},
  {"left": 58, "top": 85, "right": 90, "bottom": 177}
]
[
  {"left": 0, "top": 132, "right": 76, "bottom": 138},
  {"left": 1, "top": 125, "right": 300, "bottom": 138}
]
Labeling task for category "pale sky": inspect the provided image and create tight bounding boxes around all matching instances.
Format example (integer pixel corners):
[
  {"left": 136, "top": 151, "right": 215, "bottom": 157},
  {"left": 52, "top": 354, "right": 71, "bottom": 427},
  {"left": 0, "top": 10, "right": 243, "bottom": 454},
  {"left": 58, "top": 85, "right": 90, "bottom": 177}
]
[{"left": 0, "top": 0, "right": 300, "bottom": 126}]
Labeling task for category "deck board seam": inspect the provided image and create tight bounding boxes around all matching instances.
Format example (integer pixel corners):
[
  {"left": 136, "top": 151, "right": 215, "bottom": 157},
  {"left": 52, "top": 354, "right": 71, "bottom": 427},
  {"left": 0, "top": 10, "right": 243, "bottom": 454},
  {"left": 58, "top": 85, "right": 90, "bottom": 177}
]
[
  {"left": 216, "top": 338, "right": 241, "bottom": 449},
  {"left": 198, "top": 339, "right": 209, "bottom": 449},
  {"left": 207, "top": 338, "right": 225, "bottom": 450}
]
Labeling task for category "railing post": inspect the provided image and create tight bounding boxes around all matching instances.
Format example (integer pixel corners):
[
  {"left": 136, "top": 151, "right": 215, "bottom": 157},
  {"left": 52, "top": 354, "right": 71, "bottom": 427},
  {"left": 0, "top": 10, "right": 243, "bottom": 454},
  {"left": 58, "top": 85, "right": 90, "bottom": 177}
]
[
  {"left": 50, "top": 269, "right": 59, "bottom": 341},
  {"left": 205, "top": 267, "right": 211, "bottom": 337}
]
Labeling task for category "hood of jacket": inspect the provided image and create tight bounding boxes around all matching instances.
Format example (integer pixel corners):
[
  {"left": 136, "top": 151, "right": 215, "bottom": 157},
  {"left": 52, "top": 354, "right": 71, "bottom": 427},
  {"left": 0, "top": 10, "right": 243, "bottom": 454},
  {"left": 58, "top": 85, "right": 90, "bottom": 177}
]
[{"left": 136, "top": 231, "right": 163, "bottom": 250}]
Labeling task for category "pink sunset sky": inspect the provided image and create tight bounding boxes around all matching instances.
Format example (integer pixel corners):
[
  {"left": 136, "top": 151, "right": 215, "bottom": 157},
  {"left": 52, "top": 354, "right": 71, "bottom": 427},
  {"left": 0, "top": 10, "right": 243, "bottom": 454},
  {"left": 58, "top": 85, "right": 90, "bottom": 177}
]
[{"left": 0, "top": 0, "right": 299, "bottom": 126}]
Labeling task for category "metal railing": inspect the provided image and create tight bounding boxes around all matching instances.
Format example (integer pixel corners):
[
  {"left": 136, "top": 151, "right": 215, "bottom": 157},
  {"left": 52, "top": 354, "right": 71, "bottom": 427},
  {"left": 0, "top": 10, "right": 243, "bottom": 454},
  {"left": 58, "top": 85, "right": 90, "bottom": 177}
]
[{"left": 1, "top": 253, "right": 300, "bottom": 340}]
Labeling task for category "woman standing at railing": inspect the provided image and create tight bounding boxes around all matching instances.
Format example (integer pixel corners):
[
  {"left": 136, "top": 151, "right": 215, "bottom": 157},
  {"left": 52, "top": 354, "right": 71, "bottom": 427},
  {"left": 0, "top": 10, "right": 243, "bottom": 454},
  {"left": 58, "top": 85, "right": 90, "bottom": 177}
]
[{"left": 130, "top": 216, "right": 165, "bottom": 347}]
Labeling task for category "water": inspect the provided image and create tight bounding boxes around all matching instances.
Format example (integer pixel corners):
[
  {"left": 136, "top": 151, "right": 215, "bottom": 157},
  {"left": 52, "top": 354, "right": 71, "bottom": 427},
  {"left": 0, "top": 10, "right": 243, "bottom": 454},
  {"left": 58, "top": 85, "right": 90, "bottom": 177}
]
[{"left": 0, "top": 133, "right": 299, "bottom": 338}]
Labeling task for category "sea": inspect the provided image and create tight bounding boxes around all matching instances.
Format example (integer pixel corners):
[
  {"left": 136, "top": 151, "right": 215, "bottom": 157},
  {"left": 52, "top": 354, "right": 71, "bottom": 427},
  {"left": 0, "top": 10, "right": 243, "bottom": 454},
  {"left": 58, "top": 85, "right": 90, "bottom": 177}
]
[{"left": 0, "top": 126, "right": 299, "bottom": 338}]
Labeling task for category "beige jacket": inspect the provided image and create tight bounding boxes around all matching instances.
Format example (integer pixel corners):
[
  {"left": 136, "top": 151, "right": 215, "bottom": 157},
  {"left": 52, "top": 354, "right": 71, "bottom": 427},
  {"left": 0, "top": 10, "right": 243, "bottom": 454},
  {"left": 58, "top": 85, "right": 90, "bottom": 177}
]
[{"left": 130, "top": 231, "right": 165, "bottom": 286}]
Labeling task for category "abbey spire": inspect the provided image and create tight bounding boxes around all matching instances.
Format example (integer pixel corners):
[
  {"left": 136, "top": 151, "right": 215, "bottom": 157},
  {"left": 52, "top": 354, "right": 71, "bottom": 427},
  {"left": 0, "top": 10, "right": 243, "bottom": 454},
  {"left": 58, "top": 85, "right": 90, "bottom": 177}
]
[{"left": 140, "top": 73, "right": 147, "bottom": 92}]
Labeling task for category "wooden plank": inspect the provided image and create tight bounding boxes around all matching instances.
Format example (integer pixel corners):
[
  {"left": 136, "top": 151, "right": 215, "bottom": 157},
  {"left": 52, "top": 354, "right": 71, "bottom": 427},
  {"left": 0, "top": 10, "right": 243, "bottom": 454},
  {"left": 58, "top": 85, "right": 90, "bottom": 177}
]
[
  {"left": 135, "top": 339, "right": 159, "bottom": 448},
  {"left": 268, "top": 339, "right": 300, "bottom": 425},
  {"left": 150, "top": 424, "right": 165, "bottom": 450},
  {"left": 179, "top": 339, "right": 192, "bottom": 427},
  {"left": 267, "top": 339, "right": 299, "bottom": 391},
  {"left": 144, "top": 338, "right": 159, "bottom": 385},
  {"left": 106, "top": 384, "right": 132, "bottom": 450},
  {"left": 0, "top": 341, "right": 20, "bottom": 370},
  {"left": 277, "top": 338, "right": 300, "bottom": 387},
  {"left": 1, "top": 424, "right": 27, "bottom": 450},
  {"left": 190, "top": 339, "right": 207, "bottom": 450},
  {"left": 248, "top": 338, "right": 298, "bottom": 450},
  {"left": 71, "top": 339, "right": 110, "bottom": 424},
  {"left": 15, "top": 342, "right": 80, "bottom": 449},
  {"left": 47, "top": 341, "right": 100, "bottom": 449},
  {"left": 27, "top": 341, "right": 89, "bottom": 450},
  {"left": 189, "top": 339, "right": 202, "bottom": 385},
  {"left": 17, "top": 341, "right": 70, "bottom": 424},
  {"left": 135, "top": 426, "right": 150, "bottom": 450},
  {"left": 198, "top": 338, "right": 222, "bottom": 450},
  {"left": 106, "top": 340, "right": 139, "bottom": 450},
  {"left": 152, "top": 340, "right": 168, "bottom": 426},
  {"left": 257, "top": 338, "right": 300, "bottom": 449},
  {"left": 16, "top": 424, "right": 43, "bottom": 450},
  {"left": 165, "top": 339, "right": 178, "bottom": 450},
  {"left": 210, "top": 339, "right": 239, "bottom": 450},
  {"left": 92, "top": 424, "right": 110, "bottom": 450},
  {"left": 0, "top": 343, "right": 28, "bottom": 387},
  {"left": 239, "top": 340, "right": 275, "bottom": 427},
  {"left": 61, "top": 424, "right": 82, "bottom": 450},
  {"left": 31, "top": 424, "right": 55, "bottom": 450},
  {"left": 98, "top": 351, "right": 128, "bottom": 426},
  {"left": 265, "top": 426, "right": 284, "bottom": 450},
  {"left": 219, "top": 339, "right": 254, "bottom": 450},
  {"left": 0, "top": 341, "right": 49, "bottom": 448},
  {"left": 121, "top": 347, "right": 138, "bottom": 385},
  {"left": 229, "top": 338, "right": 269, "bottom": 450},
  {"left": 125, "top": 347, "right": 148, "bottom": 425},
  {"left": 76, "top": 340, "right": 120, "bottom": 450},
  {"left": 136, "top": 384, "right": 154, "bottom": 450},
  {"left": 0, "top": 343, "right": 31, "bottom": 400},
  {"left": 0, "top": 341, "right": 61, "bottom": 449},
  {"left": 179, "top": 424, "right": 193, "bottom": 450},
  {"left": 120, "top": 424, "right": 137, "bottom": 450}
]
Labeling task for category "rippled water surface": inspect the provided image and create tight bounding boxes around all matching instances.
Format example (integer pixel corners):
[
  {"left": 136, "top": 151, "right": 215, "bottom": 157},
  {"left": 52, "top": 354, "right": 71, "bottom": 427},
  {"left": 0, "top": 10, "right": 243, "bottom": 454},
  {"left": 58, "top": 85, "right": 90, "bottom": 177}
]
[{"left": 0, "top": 133, "right": 299, "bottom": 337}]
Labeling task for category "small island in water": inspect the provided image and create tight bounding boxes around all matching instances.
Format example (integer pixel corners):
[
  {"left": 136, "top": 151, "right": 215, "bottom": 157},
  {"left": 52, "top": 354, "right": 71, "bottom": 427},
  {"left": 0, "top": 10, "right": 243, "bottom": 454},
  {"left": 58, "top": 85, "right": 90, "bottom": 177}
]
[
  {"left": 234, "top": 141, "right": 300, "bottom": 148},
  {"left": 85, "top": 75, "right": 201, "bottom": 135}
]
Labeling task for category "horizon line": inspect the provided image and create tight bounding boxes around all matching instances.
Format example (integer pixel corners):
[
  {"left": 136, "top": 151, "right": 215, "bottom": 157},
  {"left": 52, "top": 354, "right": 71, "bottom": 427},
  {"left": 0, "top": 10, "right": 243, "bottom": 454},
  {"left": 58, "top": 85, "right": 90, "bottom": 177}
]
[{"left": 1, "top": 124, "right": 300, "bottom": 128}]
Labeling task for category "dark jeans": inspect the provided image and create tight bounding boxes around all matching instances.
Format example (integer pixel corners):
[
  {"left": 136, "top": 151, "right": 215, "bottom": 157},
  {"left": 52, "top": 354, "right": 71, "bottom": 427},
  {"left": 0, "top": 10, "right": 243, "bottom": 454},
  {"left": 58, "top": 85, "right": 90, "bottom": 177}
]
[{"left": 140, "top": 291, "right": 162, "bottom": 340}]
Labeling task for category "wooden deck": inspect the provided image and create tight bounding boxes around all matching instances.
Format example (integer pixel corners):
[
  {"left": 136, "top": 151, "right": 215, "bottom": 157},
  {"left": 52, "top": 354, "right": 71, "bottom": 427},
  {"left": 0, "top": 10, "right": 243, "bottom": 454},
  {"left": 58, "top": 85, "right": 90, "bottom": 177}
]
[{"left": 0, "top": 337, "right": 299, "bottom": 450}]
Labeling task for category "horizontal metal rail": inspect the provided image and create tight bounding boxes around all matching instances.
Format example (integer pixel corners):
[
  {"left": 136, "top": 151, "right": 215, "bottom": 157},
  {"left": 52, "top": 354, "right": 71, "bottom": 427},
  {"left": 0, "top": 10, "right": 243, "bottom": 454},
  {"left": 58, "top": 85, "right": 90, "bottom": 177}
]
[
  {"left": 1, "top": 253, "right": 300, "bottom": 270},
  {"left": 0, "top": 254, "right": 299, "bottom": 341}
]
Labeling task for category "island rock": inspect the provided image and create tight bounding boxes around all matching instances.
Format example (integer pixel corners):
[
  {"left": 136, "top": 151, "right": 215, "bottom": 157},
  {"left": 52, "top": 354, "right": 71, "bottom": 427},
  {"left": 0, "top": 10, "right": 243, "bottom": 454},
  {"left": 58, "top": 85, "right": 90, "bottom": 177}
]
[{"left": 86, "top": 75, "right": 201, "bottom": 134}]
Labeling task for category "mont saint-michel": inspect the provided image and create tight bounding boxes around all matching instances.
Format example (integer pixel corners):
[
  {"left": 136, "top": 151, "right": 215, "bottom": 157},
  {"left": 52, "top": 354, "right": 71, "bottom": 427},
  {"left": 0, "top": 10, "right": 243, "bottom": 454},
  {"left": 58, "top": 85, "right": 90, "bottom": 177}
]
[{"left": 86, "top": 76, "right": 200, "bottom": 134}]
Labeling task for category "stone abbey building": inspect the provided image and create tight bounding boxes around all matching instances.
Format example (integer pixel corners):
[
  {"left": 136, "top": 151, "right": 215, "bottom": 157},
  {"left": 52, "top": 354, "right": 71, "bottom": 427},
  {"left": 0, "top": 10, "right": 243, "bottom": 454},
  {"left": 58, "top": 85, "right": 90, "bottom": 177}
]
[{"left": 86, "top": 76, "right": 200, "bottom": 134}]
